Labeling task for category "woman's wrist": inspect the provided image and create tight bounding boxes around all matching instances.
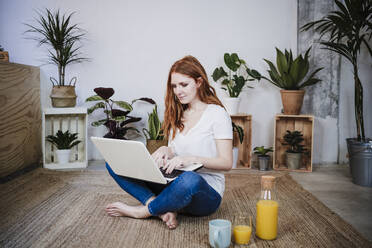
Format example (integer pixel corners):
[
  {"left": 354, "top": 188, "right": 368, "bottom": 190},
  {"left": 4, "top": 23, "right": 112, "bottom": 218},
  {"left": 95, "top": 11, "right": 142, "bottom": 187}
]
[{"left": 168, "top": 145, "right": 176, "bottom": 158}]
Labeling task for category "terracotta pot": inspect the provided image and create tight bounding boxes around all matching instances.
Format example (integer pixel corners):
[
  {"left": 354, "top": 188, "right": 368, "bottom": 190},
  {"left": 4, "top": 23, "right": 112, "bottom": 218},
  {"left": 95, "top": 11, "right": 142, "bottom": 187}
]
[
  {"left": 50, "top": 86, "right": 77, "bottom": 108},
  {"left": 280, "top": 90, "right": 305, "bottom": 115},
  {"left": 146, "top": 139, "right": 168, "bottom": 154},
  {"left": 0, "top": 51, "right": 9, "bottom": 62}
]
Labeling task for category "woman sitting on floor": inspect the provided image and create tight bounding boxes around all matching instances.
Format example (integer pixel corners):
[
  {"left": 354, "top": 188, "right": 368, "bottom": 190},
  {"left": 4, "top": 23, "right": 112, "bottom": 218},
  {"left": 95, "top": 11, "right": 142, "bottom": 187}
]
[{"left": 105, "top": 55, "right": 233, "bottom": 229}]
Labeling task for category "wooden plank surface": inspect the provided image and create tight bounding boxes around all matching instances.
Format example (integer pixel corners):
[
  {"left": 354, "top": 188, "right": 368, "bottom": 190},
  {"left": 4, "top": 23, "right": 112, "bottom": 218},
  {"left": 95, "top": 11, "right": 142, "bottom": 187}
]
[
  {"left": 0, "top": 62, "right": 41, "bottom": 177},
  {"left": 231, "top": 114, "right": 252, "bottom": 168}
]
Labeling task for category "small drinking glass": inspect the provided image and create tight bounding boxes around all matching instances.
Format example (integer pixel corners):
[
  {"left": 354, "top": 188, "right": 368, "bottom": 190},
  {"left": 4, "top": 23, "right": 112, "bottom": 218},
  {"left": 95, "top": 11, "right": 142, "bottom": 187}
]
[{"left": 233, "top": 215, "right": 252, "bottom": 245}]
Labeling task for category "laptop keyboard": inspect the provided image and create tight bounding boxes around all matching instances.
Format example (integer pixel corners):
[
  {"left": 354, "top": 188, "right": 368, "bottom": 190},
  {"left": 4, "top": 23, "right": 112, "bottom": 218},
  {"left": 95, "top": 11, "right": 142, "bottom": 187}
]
[{"left": 159, "top": 167, "right": 184, "bottom": 179}]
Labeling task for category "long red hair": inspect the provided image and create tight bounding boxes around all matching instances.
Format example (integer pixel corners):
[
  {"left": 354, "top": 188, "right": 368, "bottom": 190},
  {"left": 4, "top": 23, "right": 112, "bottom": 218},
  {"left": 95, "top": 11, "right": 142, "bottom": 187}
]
[{"left": 163, "top": 55, "right": 224, "bottom": 140}]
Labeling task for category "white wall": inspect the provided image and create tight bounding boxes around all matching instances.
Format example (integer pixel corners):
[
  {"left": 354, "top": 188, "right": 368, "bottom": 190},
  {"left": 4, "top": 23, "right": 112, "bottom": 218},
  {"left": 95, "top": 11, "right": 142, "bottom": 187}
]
[{"left": 0, "top": 0, "right": 298, "bottom": 160}]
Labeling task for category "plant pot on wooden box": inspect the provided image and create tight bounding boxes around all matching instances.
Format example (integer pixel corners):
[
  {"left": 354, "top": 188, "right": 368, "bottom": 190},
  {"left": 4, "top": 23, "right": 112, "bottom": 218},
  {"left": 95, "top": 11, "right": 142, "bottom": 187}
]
[
  {"left": 280, "top": 90, "right": 305, "bottom": 115},
  {"left": 282, "top": 130, "right": 307, "bottom": 170},
  {"left": 0, "top": 45, "right": 9, "bottom": 62},
  {"left": 212, "top": 53, "right": 261, "bottom": 115},
  {"left": 302, "top": 0, "right": 372, "bottom": 186},
  {"left": 50, "top": 85, "right": 77, "bottom": 107},
  {"left": 25, "top": 8, "right": 89, "bottom": 108},
  {"left": 254, "top": 146, "right": 273, "bottom": 171},
  {"left": 46, "top": 130, "right": 81, "bottom": 165},
  {"left": 142, "top": 103, "right": 167, "bottom": 154},
  {"left": 256, "top": 47, "right": 323, "bottom": 115}
]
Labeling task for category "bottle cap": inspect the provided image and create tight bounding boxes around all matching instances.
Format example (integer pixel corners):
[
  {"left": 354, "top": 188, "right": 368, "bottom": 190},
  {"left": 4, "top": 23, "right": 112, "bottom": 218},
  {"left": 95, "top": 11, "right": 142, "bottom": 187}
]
[{"left": 261, "top": 175, "right": 275, "bottom": 189}]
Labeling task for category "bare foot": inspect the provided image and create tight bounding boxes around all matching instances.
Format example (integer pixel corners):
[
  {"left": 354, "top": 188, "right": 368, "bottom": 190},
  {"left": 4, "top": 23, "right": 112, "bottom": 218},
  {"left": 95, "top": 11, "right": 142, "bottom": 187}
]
[
  {"left": 105, "top": 202, "right": 151, "bottom": 219},
  {"left": 159, "top": 212, "right": 178, "bottom": 229}
]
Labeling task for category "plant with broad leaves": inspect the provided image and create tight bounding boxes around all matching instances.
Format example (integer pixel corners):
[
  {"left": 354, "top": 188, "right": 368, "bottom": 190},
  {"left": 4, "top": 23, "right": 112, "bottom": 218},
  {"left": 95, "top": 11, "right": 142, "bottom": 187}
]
[
  {"left": 253, "top": 146, "right": 273, "bottom": 156},
  {"left": 86, "top": 87, "right": 155, "bottom": 139},
  {"left": 282, "top": 130, "right": 307, "bottom": 153},
  {"left": 301, "top": 0, "right": 372, "bottom": 141},
  {"left": 212, "top": 53, "right": 261, "bottom": 98},
  {"left": 232, "top": 122, "right": 244, "bottom": 144},
  {"left": 259, "top": 47, "right": 323, "bottom": 90},
  {"left": 24, "top": 8, "right": 88, "bottom": 86},
  {"left": 46, "top": 130, "right": 81, "bottom": 150},
  {"left": 143, "top": 104, "right": 164, "bottom": 140}
]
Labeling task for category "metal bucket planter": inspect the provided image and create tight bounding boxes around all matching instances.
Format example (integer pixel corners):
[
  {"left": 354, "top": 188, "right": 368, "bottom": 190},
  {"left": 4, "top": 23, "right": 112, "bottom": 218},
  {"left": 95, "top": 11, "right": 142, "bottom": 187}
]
[
  {"left": 286, "top": 152, "right": 302, "bottom": 170},
  {"left": 146, "top": 139, "right": 168, "bottom": 155},
  {"left": 50, "top": 85, "right": 77, "bottom": 108},
  {"left": 258, "top": 155, "right": 270, "bottom": 171},
  {"left": 346, "top": 138, "right": 372, "bottom": 187}
]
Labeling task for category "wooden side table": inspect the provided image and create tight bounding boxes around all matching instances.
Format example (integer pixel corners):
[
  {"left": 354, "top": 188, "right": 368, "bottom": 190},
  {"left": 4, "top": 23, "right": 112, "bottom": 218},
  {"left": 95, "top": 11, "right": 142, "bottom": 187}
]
[
  {"left": 42, "top": 107, "right": 88, "bottom": 169},
  {"left": 231, "top": 114, "right": 252, "bottom": 168}
]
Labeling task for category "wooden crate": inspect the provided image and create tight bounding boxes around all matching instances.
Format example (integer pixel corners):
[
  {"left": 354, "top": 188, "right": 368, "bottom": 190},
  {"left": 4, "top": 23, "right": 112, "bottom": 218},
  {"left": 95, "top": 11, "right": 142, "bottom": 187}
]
[
  {"left": 231, "top": 114, "right": 252, "bottom": 168},
  {"left": 0, "top": 51, "right": 9, "bottom": 62},
  {"left": 42, "top": 107, "right": 88, "bottom": 169},
  {"left": 273, "top": 114, "right": 314, "bottom": 172}
]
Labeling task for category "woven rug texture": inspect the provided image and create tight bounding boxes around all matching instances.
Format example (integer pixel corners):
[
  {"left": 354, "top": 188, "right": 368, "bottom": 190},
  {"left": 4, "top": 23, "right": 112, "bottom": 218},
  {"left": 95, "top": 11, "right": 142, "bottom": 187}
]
[{"left": 0, "top": 168, "right": 371, "bottom": 248}]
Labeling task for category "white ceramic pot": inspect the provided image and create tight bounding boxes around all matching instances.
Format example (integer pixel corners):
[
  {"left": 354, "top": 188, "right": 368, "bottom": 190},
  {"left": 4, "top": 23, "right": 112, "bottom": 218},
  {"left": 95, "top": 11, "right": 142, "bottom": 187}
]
[
  {"left": 232, "top": 147, "right": 239, "bottom": 168},
  {"left": 223, "top": 97, "right": 240, "bottom": 115},
  {"left": 56, "top": 149, "right": 71, "bottom": 164}
]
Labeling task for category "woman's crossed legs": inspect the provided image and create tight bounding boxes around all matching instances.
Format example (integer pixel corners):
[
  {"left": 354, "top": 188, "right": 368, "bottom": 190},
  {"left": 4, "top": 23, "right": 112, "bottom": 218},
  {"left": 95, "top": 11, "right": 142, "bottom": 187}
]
[{"left": 105, "top": 163, "right": 221, "bottom": 229}]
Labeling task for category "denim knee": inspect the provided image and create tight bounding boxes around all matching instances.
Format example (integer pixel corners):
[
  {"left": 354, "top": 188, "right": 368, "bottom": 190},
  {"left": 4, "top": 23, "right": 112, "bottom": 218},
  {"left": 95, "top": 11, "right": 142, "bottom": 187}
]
[{"left": 176, "top": 171, "right": 203, "bottom": 193}]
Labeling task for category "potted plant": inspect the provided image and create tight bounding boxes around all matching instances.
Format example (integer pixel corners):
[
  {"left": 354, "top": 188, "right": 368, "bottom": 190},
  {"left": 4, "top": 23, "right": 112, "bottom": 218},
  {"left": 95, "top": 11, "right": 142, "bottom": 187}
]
[
  {"left": 301, "top": 0, "right": 372, "bottom": 187},
  {"left": 25, "top": 8, "right": 88, "bottom": 107},
  {"left": 0, "top": 45, "right": 9, "bottom": 62},
  {"left": 232, "top": 122, "right": 244, "bottom": 168},
  {"left": 253, "top": 146, "right": 273, "bottom": 171},
  {"left": 257, "top": 47, "right": 323, "bottom": 115},
  {"left": 212, "top": 53, "right": 261, "bottom": 114},
  {"left": 86, "top": 87, "right": 154, "bottom": 139},
  {"left": 46, "top": 130, "right": 81, "bottom": 164},
  {"left": 143, "top": 104, "right": 167, "bottom": 154},
  {"left": 282, "top": 130, "right": 307, "bottom": 170}
]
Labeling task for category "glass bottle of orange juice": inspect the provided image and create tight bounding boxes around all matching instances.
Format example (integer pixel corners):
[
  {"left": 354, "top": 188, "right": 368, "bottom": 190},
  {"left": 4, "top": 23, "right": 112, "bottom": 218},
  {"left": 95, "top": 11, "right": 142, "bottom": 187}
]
[{"left": 256, "top": 175, "right": 278, "bottom": 240}]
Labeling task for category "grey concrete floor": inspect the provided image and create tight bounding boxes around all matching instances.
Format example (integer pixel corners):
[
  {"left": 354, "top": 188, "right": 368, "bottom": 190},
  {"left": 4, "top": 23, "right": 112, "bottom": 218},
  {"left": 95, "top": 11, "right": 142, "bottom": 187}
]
[
  {"left": 290, "top": 164, "right": 372, "bottom": 242},
  {"left": 87, "top": 161, "right": 372, "bottom": 242}
]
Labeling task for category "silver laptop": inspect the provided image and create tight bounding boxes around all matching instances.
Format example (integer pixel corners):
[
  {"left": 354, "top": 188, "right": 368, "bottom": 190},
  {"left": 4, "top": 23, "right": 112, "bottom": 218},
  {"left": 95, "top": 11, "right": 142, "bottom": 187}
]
[{"left": 91, "top": 137, "right": 203, "bottom": 184}]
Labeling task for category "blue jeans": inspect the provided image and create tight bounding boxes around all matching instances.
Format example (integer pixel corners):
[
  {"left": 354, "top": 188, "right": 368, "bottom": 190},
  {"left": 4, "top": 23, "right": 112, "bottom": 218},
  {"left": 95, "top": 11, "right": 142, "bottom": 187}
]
[{"left": 106, "top": 163, "right": 222, "bottom": 216}]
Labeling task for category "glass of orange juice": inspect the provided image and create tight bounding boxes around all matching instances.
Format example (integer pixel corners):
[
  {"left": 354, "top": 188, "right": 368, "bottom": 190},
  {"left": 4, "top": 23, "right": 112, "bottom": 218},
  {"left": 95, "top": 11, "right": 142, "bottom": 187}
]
[{"left": 233, "top": 216, "right": 252, "bottom": 245}]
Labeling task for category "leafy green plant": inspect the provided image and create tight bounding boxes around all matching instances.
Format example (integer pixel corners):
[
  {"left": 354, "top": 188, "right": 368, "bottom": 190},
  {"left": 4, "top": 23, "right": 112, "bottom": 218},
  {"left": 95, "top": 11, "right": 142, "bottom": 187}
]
[
  {"left": 259, "top": 47, "right": 323, "bottom": 90},
  {"left": 282, "top": 130, "right": 306, "bottom": 153},
  {"left": 24, "top": 8, "right": 88, "bottom": 86},
  {"left": 253, "top": 146, "right": 273, "bottom": 156},
  {"left": 212, "top": 53, "right": 261, "bottom": 97},
  {"left": 46, "top": 130, "right": 81, "bottom": 150},
  {"left": 232, "top": 122, "right": 244, "bottom": 144},
  {"left": 301, "top": 0, "right": 372, "bottom": 141},
  {"left": 143, "top": 105, "right": 164, "bottom": 140},
  {"left": 86, "top": 87, "right": 155, "bottom": 139}
]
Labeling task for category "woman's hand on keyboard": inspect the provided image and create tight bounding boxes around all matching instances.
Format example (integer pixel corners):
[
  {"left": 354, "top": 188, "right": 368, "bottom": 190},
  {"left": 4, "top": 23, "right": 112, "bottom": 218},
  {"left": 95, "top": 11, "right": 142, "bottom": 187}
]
[
  {"left": 152, "top": 146, "right": 173, "bottom": 167},
  {"left": 163, "top": 156, "right": 191, "bottom": 174}
]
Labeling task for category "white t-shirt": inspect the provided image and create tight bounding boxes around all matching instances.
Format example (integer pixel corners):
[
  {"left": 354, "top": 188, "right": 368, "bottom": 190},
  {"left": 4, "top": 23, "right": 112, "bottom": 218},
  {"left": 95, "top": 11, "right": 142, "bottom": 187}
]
[{"left": 169, "top": 104, "right": 233, "bottom": 197}]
